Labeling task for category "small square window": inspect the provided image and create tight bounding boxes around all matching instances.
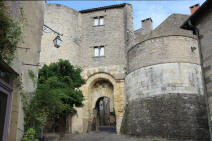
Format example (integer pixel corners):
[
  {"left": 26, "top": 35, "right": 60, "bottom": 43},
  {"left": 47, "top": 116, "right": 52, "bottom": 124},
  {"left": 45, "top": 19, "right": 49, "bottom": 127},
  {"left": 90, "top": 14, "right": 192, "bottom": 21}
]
[
  {"left": 93, "top": 46, "right": 104, "bottom": 57},
  {"left": 93, "top": 16, "right": 104, "bottom": 26}
]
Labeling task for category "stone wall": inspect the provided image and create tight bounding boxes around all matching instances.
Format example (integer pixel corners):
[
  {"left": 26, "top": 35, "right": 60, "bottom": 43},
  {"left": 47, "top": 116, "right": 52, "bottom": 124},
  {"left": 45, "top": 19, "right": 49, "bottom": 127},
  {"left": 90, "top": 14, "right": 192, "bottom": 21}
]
[
  {"left": 40, "top": 4, "right": 80, "bottom": 66},
  {"left": 122, "top": 35, "right": 210, "bottom": 140},
  {"left": 71, "top": 65, "right": 126, "bottom": 134},
  {"left": 125, "top": 63, "right": 203, "bottom": 101},
  {"left": 196, "top": 6, "right": 212, "bottom": 140},
  {"left": 6, "top": 1, "right": 44, "bottom": 141},
  {"left": 40, "top": 4, "right": 133, "bottom": 134},
  {"left": 79, "top": 6, "right": 127, "bottom": 68},
  {"left": 128, "top": 36, "right": 200, "bottom": 73},
  {"left": 41, "top": 4, "right": 133, "bottom": 69},
  {"left": 121, "top": 94, "right": 209, "bottom": 141}
]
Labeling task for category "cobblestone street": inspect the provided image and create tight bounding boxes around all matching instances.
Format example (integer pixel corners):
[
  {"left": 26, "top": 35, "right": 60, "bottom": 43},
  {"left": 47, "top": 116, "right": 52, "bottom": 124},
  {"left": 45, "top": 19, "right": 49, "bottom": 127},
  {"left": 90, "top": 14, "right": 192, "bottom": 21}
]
[{"left": 59, "top": 132, "right": 151, "bottom": 141}]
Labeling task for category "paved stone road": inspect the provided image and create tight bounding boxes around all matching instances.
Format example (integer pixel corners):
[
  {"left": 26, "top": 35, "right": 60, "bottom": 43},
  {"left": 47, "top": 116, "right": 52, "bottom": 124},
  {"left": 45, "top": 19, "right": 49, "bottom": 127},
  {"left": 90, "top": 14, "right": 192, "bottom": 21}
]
[{"left": 59, "top": 132, "right": 154, "bottom": 141}]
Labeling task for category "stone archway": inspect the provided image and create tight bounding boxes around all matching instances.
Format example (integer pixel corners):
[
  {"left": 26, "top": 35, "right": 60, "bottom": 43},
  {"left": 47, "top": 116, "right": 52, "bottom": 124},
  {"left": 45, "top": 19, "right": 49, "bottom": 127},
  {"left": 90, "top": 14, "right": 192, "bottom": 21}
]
[
  {"left": 89, "top": 79, "right": 116, "bottom": 132},
  {"left": 71, "top": 72, "right": 125, "bottom": 134}
]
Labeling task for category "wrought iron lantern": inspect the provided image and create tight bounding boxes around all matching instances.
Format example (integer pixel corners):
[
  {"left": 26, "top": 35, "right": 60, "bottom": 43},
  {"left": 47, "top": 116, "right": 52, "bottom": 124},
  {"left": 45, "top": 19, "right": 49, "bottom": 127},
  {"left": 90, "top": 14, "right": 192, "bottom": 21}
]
[
  {"left": 43, "top": 24, "right": 63, "bottom": 48},
  {"left": 53, "top": 35, "right": 62, "bottom": 48}
]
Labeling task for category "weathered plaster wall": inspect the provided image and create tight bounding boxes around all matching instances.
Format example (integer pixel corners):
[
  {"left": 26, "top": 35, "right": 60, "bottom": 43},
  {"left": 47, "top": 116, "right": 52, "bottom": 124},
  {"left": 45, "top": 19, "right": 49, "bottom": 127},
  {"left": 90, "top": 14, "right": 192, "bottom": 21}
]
[
  {"left": 6, "top": 1, "right": 44, "bottom": 141},
  {"left": 125, "top": 63, "right": 203, "bottom": 101},
  {"left": 196, "top": 6, "right": 212, "bottom": 139}
]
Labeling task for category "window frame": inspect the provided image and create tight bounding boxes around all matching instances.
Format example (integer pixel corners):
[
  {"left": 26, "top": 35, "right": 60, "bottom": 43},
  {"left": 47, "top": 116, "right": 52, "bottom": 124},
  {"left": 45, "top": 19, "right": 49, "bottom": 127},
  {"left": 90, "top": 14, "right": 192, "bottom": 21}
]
[
  {"left": 93, "top": 46, "right": 105, "bottom": 57},
  {"left": 93, "top": 16, "right": 104, "bottom": 26}
]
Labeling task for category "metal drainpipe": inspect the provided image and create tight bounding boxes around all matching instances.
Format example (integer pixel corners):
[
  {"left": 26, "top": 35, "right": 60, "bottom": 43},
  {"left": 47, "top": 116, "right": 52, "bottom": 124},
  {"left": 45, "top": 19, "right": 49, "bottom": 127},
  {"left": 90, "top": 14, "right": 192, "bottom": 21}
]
[{"left": 190, "top": 23, "right": 212, "bottom": 141}]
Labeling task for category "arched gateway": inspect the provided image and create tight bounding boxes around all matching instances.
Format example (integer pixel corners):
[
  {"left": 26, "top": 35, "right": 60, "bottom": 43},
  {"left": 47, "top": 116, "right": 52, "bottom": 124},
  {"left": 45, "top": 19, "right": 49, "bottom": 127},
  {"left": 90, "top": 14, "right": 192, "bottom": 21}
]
[{"left": 71, "top": 72, "right": 125, "bottom": 134}]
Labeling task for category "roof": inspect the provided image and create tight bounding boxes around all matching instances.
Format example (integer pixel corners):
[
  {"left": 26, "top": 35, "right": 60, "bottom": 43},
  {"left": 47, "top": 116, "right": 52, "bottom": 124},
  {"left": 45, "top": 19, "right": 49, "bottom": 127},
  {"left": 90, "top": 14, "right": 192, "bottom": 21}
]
[
  {"left": 181, "top": 0, "right": 212, "bottom": 30},
  {"left": 0, "top": 60, "right": 18, "bottom": 76},
  {"left": 79, "top": 3, "right": 128, "bottom": 13},
  {"left": 135, "top": 14, "right": 196, "bottom": 44}
]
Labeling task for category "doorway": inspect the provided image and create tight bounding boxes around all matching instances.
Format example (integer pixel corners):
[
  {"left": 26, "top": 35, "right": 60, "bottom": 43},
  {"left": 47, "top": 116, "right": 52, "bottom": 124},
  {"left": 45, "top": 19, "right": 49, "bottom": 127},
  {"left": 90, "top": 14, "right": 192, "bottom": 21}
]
[{"left": 0, "top": 92, "right": 8, "bottom": 141}]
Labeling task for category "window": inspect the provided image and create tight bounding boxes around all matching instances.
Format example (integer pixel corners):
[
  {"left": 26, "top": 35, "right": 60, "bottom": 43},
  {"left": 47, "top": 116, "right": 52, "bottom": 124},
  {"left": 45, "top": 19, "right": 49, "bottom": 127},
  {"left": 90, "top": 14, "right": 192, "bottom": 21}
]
[
  {"left": 94, "top": 46, "right": 104, "bottom": 57},
  {"left": 94, "top": 18, "right": 99, "bottom": 26},
  {"left": 99, "top": 17, "right": 104, "bottom": 25},
  {"left": 93, "top": 16, "right": 104, "bottom": 26},
  {"left": 100, "top": 47, "right": 104, "bottom": 56},
  {"left": 94, "top": 47, "right": 99, "bottom": 56}
]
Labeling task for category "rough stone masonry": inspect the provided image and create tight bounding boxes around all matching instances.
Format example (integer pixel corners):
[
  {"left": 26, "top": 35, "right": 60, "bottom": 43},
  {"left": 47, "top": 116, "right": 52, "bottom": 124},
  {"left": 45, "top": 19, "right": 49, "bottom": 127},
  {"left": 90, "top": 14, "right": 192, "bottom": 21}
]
[{"left": 40, "top": 3, "right": 210, "bottom": 141}]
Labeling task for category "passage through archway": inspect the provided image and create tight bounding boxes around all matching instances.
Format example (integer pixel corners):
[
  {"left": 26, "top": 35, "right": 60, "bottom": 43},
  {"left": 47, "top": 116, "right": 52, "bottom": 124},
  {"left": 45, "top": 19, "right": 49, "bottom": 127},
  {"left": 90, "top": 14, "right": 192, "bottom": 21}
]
[
  {"left": 89, "top": 79, "right": 116, "bottom": 132},
  {"left": 93, "top": 97, "right": 116, "bottom": 132}
]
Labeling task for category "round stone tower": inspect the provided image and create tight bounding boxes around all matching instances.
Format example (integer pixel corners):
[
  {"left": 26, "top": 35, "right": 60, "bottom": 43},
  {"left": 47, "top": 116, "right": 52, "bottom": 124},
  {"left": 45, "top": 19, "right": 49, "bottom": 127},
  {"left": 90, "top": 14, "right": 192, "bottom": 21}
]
[{"left": 121, "top": 14, "right": 210, "bottom": 140}]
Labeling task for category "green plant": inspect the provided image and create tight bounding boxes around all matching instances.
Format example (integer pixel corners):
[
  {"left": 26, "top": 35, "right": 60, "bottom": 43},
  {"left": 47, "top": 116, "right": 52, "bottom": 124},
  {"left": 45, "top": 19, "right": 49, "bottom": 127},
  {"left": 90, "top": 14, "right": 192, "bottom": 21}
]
[
  {"left": 14, "top": 75, "right": 23, "bottom": 90},
  {"left": 21, "top": 128, "right": 38, "bottom": 141},
  {"left": 23, "top": 59, "right": 85, "bottom": 136},
  {"left": 0, "top": 1, "right": 24, "bottom": 64},
  {"left": 28, "top": 70, "right": 36, "bottom": 86}
]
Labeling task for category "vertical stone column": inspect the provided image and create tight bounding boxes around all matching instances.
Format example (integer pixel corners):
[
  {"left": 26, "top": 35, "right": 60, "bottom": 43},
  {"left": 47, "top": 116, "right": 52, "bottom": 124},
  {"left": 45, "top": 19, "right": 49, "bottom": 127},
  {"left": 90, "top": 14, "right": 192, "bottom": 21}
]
[{"left": 114, "top": 80, "right": 125, "bottom": 134}]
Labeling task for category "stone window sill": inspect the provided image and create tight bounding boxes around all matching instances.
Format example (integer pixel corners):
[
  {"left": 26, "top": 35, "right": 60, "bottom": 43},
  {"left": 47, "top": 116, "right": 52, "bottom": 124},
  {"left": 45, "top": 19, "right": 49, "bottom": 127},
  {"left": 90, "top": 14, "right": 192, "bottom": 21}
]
[
  {"left": 92, "top": 56, "right": 105, "bottom": 58},
  {"left": 93, "top": 25, "right": 104, "bottom": 27}
]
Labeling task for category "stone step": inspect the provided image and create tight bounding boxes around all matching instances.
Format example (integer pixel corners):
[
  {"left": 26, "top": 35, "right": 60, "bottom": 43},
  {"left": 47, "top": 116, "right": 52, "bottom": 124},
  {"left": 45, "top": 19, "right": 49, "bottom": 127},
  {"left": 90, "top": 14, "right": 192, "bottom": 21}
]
[
  {"left": 44, "top": 133, "right": 60, "bottom": 141},
  {"left": 99, "top": 126, "right": 116, "bottom": 133},
  {"left": 59, "top": 134, "right": 74, "bottom": 141}
]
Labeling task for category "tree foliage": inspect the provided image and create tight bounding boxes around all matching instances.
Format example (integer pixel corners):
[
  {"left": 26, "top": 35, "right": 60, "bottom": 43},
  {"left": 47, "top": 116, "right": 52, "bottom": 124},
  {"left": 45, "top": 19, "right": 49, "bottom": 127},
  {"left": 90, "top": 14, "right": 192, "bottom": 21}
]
[{"left": 23, "top": 59, "right": 85, "bottom": 136}]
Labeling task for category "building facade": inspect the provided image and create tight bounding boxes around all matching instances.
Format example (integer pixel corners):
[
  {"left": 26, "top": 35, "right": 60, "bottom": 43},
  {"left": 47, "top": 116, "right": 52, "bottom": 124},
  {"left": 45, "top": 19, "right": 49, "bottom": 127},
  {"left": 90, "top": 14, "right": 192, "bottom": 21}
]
[
  {"left": 40, "top": 3, "right": 210, "bottom": 140},
  {"left": 181, "top": 0, "right": 212, "bottom": 140},
  {"left": 122, "top": 14, "right": 209, "bottom": 140},
  {"left": 0, "top": 1, "right": 44, "bottom": 141},
  {"left": 40, "top": 3, "right": 133, "bottom": 134}
]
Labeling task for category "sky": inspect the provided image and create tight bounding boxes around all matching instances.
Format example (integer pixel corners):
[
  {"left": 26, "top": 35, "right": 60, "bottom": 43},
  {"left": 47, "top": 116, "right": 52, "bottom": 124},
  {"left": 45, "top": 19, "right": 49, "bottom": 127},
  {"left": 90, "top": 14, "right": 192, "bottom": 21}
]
[{"left": 47, "top": 0, "right": 206, "bottom": 30}]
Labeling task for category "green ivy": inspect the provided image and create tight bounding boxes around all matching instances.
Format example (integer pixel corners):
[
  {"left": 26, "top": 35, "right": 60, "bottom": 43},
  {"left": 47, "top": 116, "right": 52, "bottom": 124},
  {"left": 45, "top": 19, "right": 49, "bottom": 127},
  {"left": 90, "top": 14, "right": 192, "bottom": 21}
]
[{"left": 0, "top": 1, "right": 24, "bottom": 64}]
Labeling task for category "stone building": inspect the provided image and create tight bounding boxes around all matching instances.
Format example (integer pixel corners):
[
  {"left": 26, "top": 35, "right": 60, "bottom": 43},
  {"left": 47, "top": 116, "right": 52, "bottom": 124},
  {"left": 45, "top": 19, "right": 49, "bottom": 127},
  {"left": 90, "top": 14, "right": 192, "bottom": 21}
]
[
  {"left": 40, "top": 3, "right": 210, "bottom": 140},
  {"left": 181, "top": 0, "right": 212, "bottom": 139},
  {"left": 0, "top": 1, "right": 44, "bottom": 141},
  {"left": 40, "top": 3, "right": 132, "bottom": 134},
  {"left": 122, "top": 13, "right": 209, "bottom": 141}
]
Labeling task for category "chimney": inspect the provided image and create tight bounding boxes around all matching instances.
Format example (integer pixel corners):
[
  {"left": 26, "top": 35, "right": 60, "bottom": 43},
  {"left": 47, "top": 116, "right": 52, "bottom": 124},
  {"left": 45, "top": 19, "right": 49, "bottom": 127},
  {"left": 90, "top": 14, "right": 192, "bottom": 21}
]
[
  {"left": 190, "top": 4, "right": 200, "bottom": 14},
  {"left": 142, "top": 18, "right": 152, "bottom": 35}
]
